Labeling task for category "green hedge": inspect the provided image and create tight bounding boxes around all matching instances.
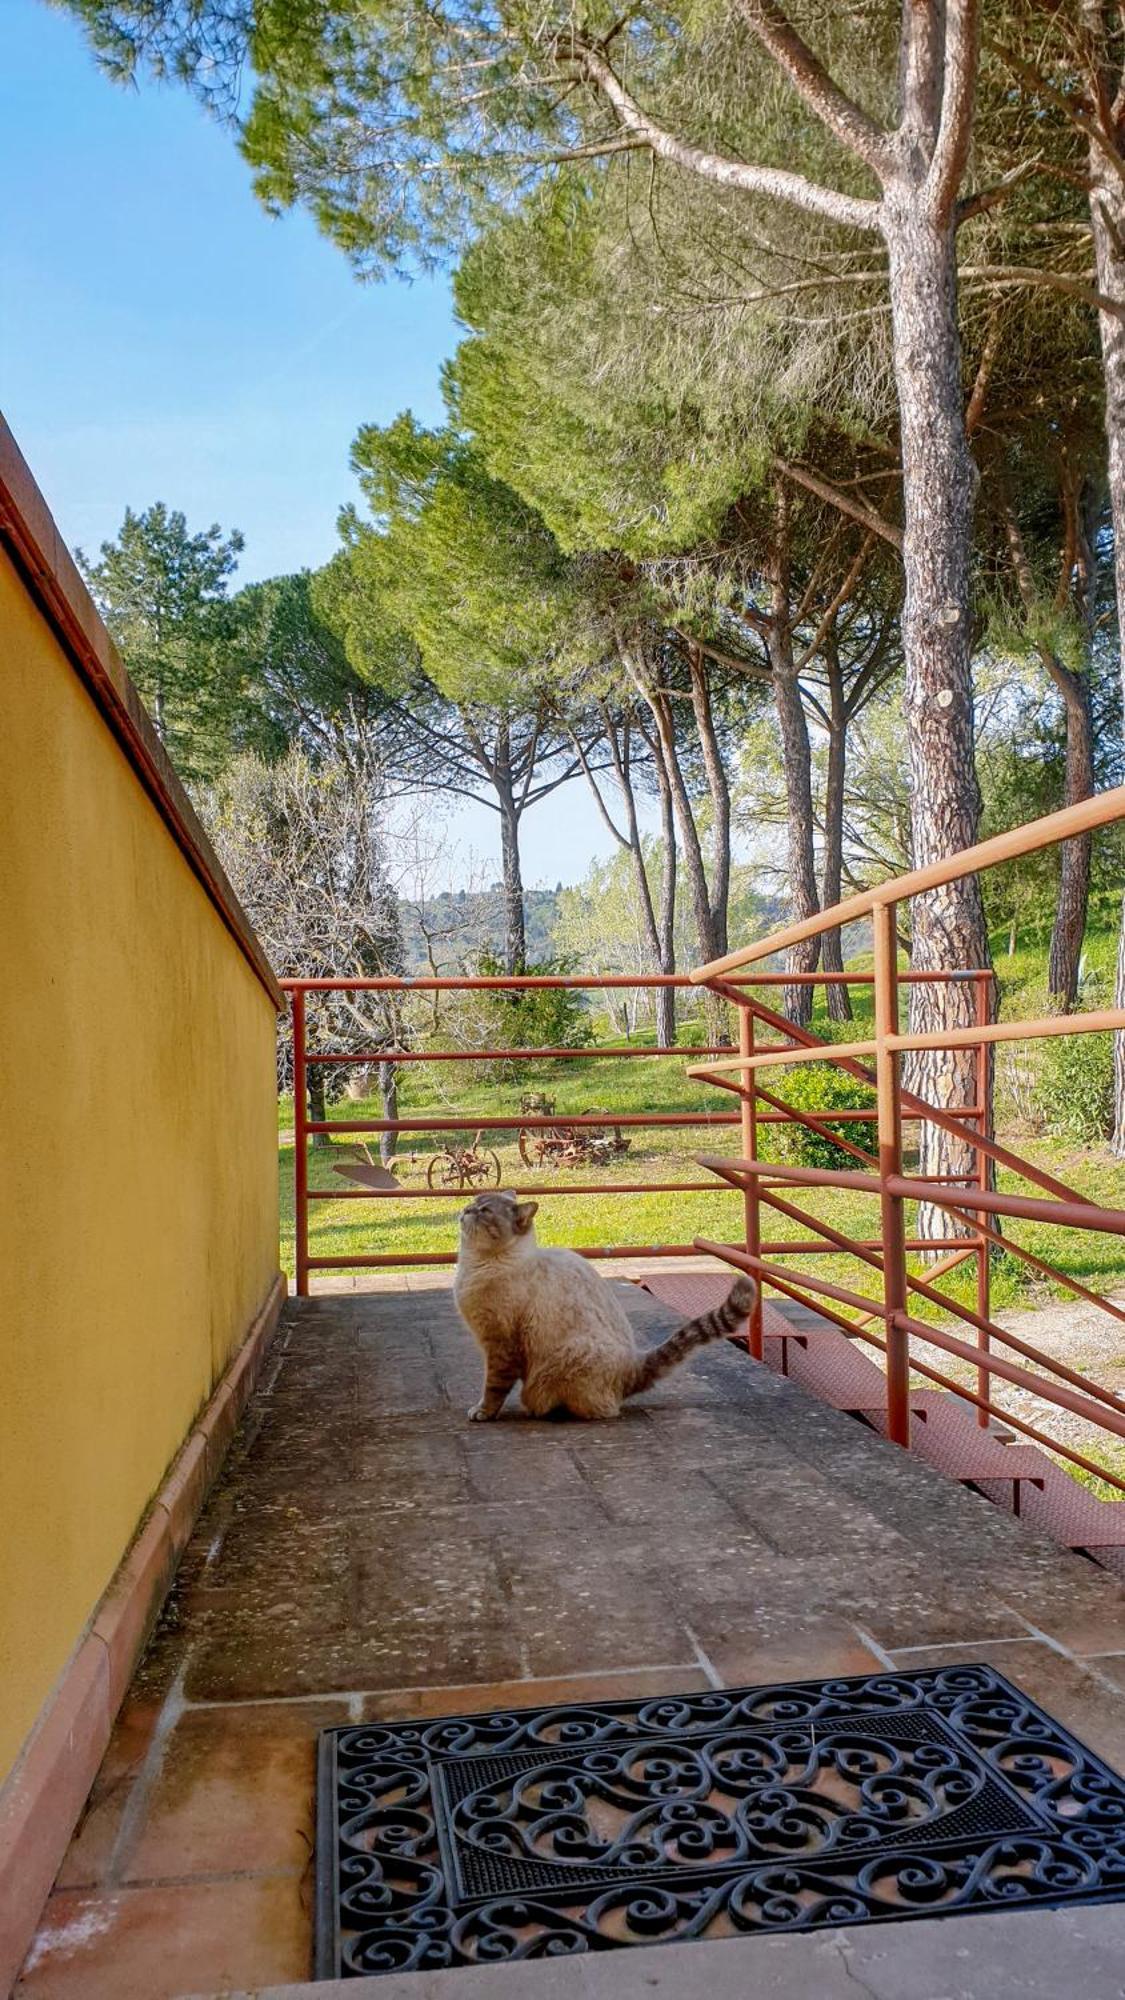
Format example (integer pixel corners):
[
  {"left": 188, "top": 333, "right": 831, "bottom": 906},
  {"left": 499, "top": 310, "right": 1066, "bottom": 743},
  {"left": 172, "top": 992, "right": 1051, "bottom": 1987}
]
[
  {"left": 760, "top": 1061, "right": 877, "bottom": 1170},
  {"left": 1038, "top": 1033, "right": 1114, "bottom": 1144}
]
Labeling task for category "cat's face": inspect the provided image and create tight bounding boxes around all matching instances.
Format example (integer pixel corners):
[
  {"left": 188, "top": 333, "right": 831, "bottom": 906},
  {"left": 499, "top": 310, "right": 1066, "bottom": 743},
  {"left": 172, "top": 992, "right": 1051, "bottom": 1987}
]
[{"left": 460, "top": 1191, "right": 539, "bottom": 1249}]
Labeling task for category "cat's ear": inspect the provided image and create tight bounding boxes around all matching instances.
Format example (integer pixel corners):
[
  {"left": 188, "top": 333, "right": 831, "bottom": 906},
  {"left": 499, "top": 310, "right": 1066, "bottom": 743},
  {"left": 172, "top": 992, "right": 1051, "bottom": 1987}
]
[{"left": 514, "top": 1200, "right": 539, "bottom": 1232}]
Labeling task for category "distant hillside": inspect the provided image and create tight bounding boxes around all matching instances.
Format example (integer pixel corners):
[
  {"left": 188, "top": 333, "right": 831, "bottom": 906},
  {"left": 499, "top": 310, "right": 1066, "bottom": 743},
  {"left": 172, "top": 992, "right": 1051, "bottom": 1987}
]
[
  {"left": 397, "top": 884, "right": 816, "bottom": 977},
  {"left": 399, "top": 885, "right": 564, "bottom": 973}
]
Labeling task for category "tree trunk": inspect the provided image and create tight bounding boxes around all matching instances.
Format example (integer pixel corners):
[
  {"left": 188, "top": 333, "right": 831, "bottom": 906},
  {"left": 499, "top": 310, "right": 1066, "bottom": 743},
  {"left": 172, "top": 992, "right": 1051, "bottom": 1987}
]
[
  {"left": 422, "top": 934, "right": 443, "bottom": 1032},
  {"left": 651, "top": 691, "right": 725, "bottom": 1038},
  {"left": 821, "top": 637, "right": 854, "bottom": 1023},
  {"left": 688, "top": 649, "right": 731, "bottom": 957},
  {"left": 379, "top": 1060, "right": 399, "bottom": 1167},
  {"left": 767, "top": 490, "right": 821, "bottom": 1028},
  {"left": 603, "top": 710, "right": 676, "bottom": 1043},
  {"left": 493, "top": 727, "right": 527, "bottom": 974},
  {"left": 622, "top": 632, "right": 723, "bottom": 1038},
  {"left": 653, "top": 698, "right": 717, "bottom": 947},
  {"left": 308, "top": 1063, "right": 331, "bottom": 1149},
  {"left": 1085, "top": 13, "right": 1125, "bottom": 687},
  {"left": 498, "top": 799, "right": 526, "bottom": 975},
  {"left": 771, "top": 649, "right": 821, "bottom": 1029},
  {"left": 1116, "top": 918, "right": 1125, "bottom": 1157},
  {"left": 624, "top": 836, "right": 671, "bottom": 1035},
  {"left": 651, "top": 728, "right": 678, "bottom": 1047},
  {"left": 883, "top": 202, "right": 991, "bottom": 1238},
  {"left": 1082, "top": 19, "right": 1125, "bottom": 1144},
  {"left": 1047, "top": 669, "right": 1095, "bottom": 1010},
  {"left": 1003, "top": 500, "right": 1095, "bottom": 1013}
]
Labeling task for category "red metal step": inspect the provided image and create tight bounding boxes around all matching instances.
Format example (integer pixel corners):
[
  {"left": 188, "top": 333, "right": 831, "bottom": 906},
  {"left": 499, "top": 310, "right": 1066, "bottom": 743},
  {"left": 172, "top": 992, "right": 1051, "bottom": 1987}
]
[
  {"left": 769, "top": 1328, "right": 890, "bottom": 1412},
  {"left": 634, "top": 1270, "right": 779, "bottom": 1332},
  {"left": 861, "top": 1392, "right": 1049, "bottom": 1511},
  {"left": 635, "top": 1272, "right": 889, "bottom": 1410},
  {"left": 977, "top": 1465, "right": 1125, "bottom": 1552}
]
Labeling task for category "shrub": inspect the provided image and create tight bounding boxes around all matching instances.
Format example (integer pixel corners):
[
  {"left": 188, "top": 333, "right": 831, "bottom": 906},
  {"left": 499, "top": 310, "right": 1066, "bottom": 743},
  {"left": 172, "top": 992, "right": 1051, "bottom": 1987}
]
[
  {"left": 761, "top": 1062, "right": 877, "bottom": 1170},
  {"left": 475, "top": 953, "right": 593, "bottom": 1049},
  {"left": 1037, "top": 1032, "right": 1114, "bottom": 1144},
  {"left": 452, "top": 954, "right": 593, "bottom": 1079}
]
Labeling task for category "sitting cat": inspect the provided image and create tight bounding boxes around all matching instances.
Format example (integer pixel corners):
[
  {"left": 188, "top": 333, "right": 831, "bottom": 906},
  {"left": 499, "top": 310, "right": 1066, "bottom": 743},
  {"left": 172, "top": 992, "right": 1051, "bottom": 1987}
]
[{"left": 453, "top": 1189, "right": 758, "bottom": 1422}]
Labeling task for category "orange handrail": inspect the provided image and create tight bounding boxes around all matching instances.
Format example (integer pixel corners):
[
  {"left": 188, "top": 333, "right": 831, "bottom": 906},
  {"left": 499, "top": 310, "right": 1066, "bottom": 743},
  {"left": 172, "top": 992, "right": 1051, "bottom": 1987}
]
[
  {"left": 689, "top": 785, "right": 1125, "bottom": 1464},
  {"left": 689, "top": 1005, "right": 1125, "bottom": 1077}
]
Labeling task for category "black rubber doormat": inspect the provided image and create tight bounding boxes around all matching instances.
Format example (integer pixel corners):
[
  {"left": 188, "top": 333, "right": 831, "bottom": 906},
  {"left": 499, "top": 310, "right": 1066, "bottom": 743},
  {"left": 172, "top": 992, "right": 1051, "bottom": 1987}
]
[{"left": 315, "top": 1664, "right": 1125, "bottom": 1978}]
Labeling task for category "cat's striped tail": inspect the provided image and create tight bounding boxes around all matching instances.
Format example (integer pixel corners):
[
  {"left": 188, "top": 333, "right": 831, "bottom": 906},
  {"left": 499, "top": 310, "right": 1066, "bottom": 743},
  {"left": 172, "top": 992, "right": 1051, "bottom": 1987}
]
[{"left": 626, "top": 1277, "right": 759, "bottom": 1395}]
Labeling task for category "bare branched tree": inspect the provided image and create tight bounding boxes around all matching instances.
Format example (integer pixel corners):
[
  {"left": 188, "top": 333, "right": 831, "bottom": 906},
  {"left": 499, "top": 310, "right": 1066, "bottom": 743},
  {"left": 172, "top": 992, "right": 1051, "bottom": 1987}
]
[{"left": 202, "top": 748, "right": 407, "bottom": 1157}]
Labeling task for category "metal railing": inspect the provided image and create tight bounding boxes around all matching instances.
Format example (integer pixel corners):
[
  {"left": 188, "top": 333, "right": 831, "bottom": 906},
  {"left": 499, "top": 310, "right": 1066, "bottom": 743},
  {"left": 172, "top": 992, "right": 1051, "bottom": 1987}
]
[
  {"left": 287, "top": 969, "right": 1014, "bottom": 1296},
  {"left": 686, "top": 783, "right": 1125, "bottom": 1487},
  {"left": 285, "top": 975, "right": 751, "bottom": 1292},
  {"left": 282, "top": 786, "right": 1125, "bottom": 1491}
]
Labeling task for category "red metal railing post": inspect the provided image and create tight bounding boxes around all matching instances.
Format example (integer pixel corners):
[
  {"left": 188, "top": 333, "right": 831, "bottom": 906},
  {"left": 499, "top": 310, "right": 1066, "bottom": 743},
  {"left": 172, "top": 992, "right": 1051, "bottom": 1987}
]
[
  {"left": 291, "top": 987, "right": 310, "bottom": 1299},
  {"left": 873, "top": 901, "right": 910, "bottom": 1446},
  {"left": 738, "top": 1003, "right": 764, "bottom": 1359},
  {"left": 974, "top": 970, "right": 992, "bottom": 1425}
]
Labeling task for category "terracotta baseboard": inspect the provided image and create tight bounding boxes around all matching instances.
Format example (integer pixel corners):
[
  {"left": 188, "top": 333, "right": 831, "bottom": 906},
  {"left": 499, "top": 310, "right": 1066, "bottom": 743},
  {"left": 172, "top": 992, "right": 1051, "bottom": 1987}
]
[{"left": 0, "top": 1270, "right": 286, "bottom": 1995}]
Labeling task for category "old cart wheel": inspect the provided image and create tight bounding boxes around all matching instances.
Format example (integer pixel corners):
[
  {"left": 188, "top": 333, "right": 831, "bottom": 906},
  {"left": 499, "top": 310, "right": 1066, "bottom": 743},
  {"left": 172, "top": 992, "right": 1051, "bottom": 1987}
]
[{"left": 427, "top": 1152, "right": 462, "bottom": 1191}]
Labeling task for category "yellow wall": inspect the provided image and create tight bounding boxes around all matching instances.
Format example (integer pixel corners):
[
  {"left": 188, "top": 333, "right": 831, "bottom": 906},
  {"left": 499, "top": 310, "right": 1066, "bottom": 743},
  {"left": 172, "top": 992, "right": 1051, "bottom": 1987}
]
[{"left": 0, "top": 548, "right": 280, "bottom": 1783}]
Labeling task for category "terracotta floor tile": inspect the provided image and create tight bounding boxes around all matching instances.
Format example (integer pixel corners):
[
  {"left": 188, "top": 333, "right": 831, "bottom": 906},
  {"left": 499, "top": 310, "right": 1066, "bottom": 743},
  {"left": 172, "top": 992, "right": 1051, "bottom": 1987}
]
[
  {"left": 119, "top": 1698, "right": 350, "bottom": 1884},
  {"left": 888, "top": 1638, "right": 1125, "bottom": 1775},
  {"left": 702, "top": 1624, "right": 890, "bottom": 1688},
  {"left": 351, "top": 1428, "right": 472, "bottom": 1504},
  {"left": 16, "top": 1878, "right": 310, "bottom": 1999},
  {"left": 186, "top": 1625, "right": 528, "bottom": 1704},
  {"left": 358, "top": 1667, "right": 710, "bottom": 1723},
  {"left": 55, "top": 1699, "right": 161, "bottom": 1890},
  {"left": 809, "top": 1558, "right": 1029, "bottom": 1652},
  {"left": 1083, "top": 1650, "right": 1125, "bottom": 1690},
  {"left": 462, "top": 1433, "right": 595, "bottom": 1504},
  {"left": 1037, "top": 1605, "right": 1125, "bottom": 1658}
]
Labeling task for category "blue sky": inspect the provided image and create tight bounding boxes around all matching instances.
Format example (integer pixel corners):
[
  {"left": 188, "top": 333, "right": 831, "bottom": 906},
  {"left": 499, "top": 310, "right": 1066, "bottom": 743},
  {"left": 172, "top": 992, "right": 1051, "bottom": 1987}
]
[
  {"left": 0, "top": 0, "right": 645, "bottom": 890},
  {"left": 1, "top": 0, "right": 457, "bottom": 581}
]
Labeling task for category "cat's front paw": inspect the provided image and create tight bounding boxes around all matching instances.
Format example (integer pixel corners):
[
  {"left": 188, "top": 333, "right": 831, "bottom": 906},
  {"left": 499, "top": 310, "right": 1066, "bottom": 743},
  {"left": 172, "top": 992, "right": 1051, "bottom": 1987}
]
[{"left": 467, "top": 1401, "right": 493, "bottom": 1422}]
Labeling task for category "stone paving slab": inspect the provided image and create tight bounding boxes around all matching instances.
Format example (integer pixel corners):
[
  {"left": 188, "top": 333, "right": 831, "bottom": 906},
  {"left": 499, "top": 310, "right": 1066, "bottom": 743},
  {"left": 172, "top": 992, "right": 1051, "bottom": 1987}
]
[
  {"left": 18, "top": 1278, "right": 1125, "bottom": 1998},
  {"left": 187, "top": 1902, "right": 1125, "bottom": 1999}
]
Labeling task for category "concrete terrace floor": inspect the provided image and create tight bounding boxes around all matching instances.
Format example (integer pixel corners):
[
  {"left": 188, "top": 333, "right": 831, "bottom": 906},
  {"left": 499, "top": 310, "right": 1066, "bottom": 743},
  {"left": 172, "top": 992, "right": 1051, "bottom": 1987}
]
[{"left": 19, "top": 1274, "right": 1125, "bottom": 1999}]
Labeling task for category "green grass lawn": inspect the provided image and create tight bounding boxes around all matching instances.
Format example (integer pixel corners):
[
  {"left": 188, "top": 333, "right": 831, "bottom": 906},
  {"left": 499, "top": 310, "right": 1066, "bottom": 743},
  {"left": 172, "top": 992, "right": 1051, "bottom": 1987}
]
[
  {"left": 278, "top": 993, "right": 1125, "bottom": 1316},
  {"left": 280, "top": 1026, "right": 756, "bottom": 1272},
  {"left": 280, "top": 1125, "right": 1125, "bottom": 1296},
  {"left": 986, "top": 888, "right": 1122, "bottom": 1013}
]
